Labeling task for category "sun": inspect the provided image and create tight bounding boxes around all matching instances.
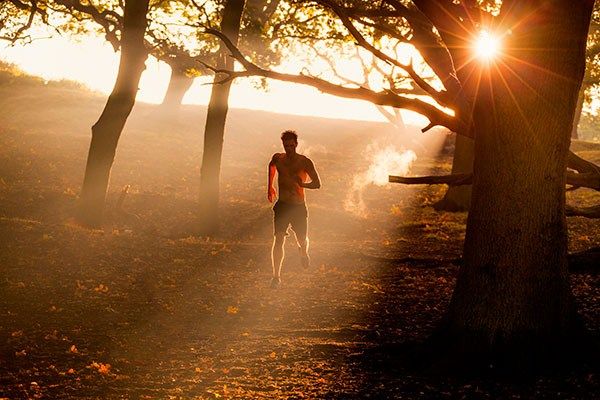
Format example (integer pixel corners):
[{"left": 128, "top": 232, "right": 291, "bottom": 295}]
[{"left": 474, "top": 30, "right": 501, "bottom": 61}]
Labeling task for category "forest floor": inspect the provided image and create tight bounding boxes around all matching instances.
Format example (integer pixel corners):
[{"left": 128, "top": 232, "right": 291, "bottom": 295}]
[{"left": 1, "top": 75, "right": 600, "bottom": 399}]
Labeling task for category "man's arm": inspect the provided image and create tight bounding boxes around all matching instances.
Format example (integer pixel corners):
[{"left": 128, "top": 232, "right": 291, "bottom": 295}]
[
  {"left": 300, "top": 158, "right": 321, "bottom": 189},
  {"left": 267, "top": 154, "right": 278, "bottom": 202}
]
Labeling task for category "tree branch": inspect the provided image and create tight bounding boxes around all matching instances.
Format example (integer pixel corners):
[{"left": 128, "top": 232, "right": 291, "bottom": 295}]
[
  {"left": 389, "top": 170, "right": 600, "bottom": 191},
  {"left": 568, "top": 150, "right": 600, "bottom": 175},
  {"left": 382, "top": 0, "right": 471, "bottom": 130},
  {"left": 566, "top": 171, "right": 600, "bottom": 191},
  {"left": 203, "top": 28, "right": 462, "bottom": 134},
  {"left": 389, "top": 173, "right": 473, "bottom": 186},
  {"left": 566, "top": 150, "right": 600, "bottom": 190},
  {"left": 53, "top": 0, "right": 122, "bottom": 50},
  {"left": 319, "top": 0, "right": 454, "bottom": 110},
  {"left": 2, "top": 0, "right": 45, "bottom": 44},
  {"left": 412, "top": 0, "right": 471, "bottom": 47}
]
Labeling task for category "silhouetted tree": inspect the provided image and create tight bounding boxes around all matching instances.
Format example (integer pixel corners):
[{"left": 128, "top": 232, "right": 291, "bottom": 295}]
[
  {"left": 197, "top": 0, "right": 246, "bottom": 233},
  {"left": 78, "top": 0, "right": 149, "bottom": 227}
]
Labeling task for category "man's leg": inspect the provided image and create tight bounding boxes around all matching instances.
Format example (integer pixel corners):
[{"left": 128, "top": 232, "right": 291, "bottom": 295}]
[
  {"left": 296, "top": 235, "right": 310, "bottom": 269},
  {"left": 271, "top": 234, "right": 286, "bottom": 286},
  {"left": 292, "top": 204, "right": 310, "bottom": 268}
]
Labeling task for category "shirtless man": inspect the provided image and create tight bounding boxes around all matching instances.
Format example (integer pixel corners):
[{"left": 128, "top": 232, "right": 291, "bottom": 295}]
[{"left": 268, "top": 130, "right": 321, "bottom": 288}]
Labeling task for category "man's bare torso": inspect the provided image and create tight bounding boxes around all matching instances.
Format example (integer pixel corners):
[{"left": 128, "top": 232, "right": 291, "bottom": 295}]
[{"left": 272, "top": 153, "right": 310, "bottom": 204}]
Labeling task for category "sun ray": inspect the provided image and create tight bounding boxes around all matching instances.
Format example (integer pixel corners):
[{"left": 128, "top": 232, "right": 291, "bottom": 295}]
[
  {"left": 454, "top": 51, "right": 480, "bottom": 74},
  {"left": 495, "top": 57, "right": 544, "bottom": 102},
  {"left": 494, "top": 57, "right": 567, "bottom": 152},
  {"left": 491, "top": 61, "right": 535, "bottom": 137},
  {"left": 501, "top": 53, "right": 578, "bottom": 83}
]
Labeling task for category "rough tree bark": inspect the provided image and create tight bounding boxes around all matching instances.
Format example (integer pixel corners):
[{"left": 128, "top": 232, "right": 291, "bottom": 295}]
[
  {"left": 441, "top": 0, "right": 594, "bottom": 368},
  {"left": 198, "top": 0, "right": 246, "bottom": 234},
  {"left": 162, "top": 63, "right": 194, "bottom": 108},
  {"left": 77, "top": 0, "right": 149, "bottom": 227}
]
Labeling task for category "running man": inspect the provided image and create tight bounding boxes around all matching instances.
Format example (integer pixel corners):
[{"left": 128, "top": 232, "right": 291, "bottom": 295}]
[{"left": 267, "top": 130, "right": 321, "bottom": 288}]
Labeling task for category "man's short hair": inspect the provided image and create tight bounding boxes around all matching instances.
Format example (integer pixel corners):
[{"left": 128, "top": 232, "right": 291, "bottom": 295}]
[{"left": 281, "top": 130, "right": 298, "bottom": 142}]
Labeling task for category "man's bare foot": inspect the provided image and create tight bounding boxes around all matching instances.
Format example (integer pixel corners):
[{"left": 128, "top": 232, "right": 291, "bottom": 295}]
[{"left": 270, "top": 276, "right": 281, "bottom": 288}]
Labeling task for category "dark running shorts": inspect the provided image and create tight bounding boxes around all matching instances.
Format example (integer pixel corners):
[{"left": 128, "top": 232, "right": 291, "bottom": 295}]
[{"left": 273, "top": 201, "right": 308, "bottom": 238}]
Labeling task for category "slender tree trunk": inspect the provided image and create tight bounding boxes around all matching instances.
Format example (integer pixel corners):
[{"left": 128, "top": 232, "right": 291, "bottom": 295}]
[
  {"left": 161, "top": 64, "right": 194, "bottom": 108},
  {"left": 198, "top": 0, "right": 245, "bottom": 233},
  {"left": 430, "top": 27, "right": 478, "bottom": 212},
  {"left": 442, "top": 0, "right": 593, "bottom": 368},
  {"left": 77, "top": 0, "right": 149, "bottom": 227},
  {"left": 571, "top": 87, "right": 585, "bottom": 139},
  {"left": 433, "top": 134, "right": 473, "bottom": 211}
]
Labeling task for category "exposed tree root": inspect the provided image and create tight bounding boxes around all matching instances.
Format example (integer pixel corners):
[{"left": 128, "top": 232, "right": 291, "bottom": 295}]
[
  {"left": 569, "top": 247, "right": 600, "bottom": 272},
  {"left": 566, "top": 204, "right": 600, "bottom": 218}
]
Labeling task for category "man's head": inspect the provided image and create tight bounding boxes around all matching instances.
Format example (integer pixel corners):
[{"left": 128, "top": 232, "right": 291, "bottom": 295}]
[{"left": 281, "top": 130, "right": 298, "bottom": 155}]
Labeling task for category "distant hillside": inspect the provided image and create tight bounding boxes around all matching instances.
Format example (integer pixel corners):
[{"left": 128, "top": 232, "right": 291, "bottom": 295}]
[
  {"left": 2, "top": 60, "right": 597, "bottom": 159},
  {"left": 0, "top": 60, "right": 424, "bottom": 146}
]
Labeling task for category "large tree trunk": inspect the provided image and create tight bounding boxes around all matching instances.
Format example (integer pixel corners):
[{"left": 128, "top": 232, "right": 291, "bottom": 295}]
[
  {"left": 442, "top": 0, "right": 593, "bottom": 369},
  {"left": 198, "top": 0, "right": 245, "bottom": 234},
  {"left": 77, "top": 0, "right": 149, "bottom": 227},
  {"left": 161, "top": 64, "right": 194, "bottom": 108},
  {"left": 571, "top": 87, "right": 585, "bottom": 139}
]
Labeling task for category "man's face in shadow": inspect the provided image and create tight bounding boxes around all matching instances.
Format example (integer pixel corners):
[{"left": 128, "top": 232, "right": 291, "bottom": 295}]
[{"left": 282, "top": 138, "right": 298, "bottom": 155}]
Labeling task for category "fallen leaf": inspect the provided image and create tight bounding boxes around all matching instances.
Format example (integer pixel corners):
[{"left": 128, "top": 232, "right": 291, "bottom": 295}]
[
  {"left": 94, "top": 284, "right": 109, "bottom": 293},
  {"left": 89, "top": 362, "right": 111, "bottom": 375},
  {"left": 226, "top": 306, "right": 238, "bottom": 314}
]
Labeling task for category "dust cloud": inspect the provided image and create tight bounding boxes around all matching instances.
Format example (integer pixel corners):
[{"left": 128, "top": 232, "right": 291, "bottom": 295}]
[{"left": 344, "top": 144, "right": 417, "bottom": 216}]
